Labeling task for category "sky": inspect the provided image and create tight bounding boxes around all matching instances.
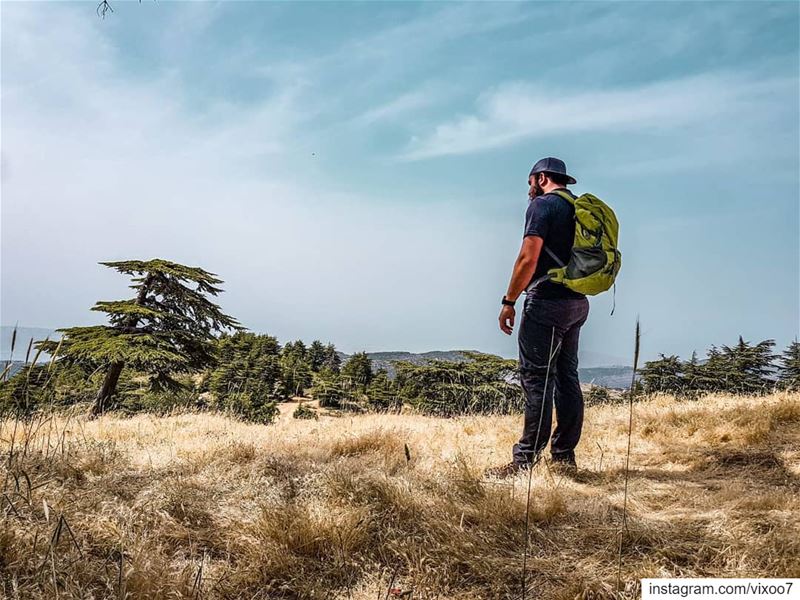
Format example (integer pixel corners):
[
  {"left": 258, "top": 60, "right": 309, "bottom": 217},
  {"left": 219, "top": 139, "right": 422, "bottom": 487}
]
[{"left": 1, "top": 0, "right": 798, "bottom": 366}]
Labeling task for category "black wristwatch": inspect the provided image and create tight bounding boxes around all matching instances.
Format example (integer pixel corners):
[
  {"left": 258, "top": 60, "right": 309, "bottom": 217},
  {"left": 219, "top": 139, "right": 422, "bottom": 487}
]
[{"left": 501, "top": 296, "right": 516, "bottom": 307}]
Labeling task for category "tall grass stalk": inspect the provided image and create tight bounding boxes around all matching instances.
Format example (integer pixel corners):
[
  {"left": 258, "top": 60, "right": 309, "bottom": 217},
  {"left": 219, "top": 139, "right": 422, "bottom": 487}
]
[
  {"left": 1, "top": 324, "right": 18, "bottom": 382},
  {"left": 617, "top": 317, "right": 641, "bottom": 592}
]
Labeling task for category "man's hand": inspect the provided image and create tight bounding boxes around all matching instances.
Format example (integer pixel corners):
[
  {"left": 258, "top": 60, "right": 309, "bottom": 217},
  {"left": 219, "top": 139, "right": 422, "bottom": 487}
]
[{"left": 499, "top": 305, "right": 516, "bottom": 335}]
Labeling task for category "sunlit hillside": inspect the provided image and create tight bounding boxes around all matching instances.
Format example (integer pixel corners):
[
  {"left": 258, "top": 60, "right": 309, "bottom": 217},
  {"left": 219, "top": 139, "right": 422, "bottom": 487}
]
[{"left": 1, "top": 392, "right": 798, "bottom": 599}]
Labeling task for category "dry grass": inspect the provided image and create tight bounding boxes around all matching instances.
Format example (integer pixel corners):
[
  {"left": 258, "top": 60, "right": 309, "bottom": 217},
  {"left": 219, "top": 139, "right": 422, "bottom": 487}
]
[{"left": 1, "top": 391, "right": 798, "bottom": 599}]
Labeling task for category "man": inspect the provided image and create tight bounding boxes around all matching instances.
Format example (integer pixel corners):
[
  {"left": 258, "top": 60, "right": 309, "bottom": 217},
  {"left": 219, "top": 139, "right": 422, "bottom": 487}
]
[{"left": 487, "top": 157, "right": 590, "bottom": 478}]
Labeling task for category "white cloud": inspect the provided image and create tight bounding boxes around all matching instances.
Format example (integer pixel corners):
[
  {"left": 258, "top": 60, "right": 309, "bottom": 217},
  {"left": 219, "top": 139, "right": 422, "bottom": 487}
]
[
  {"left": 348, "top": 85, "right": 446, "bottom": 127},
  {"left": 250, "top": 3, "right": 526, "bottom": 125},
  {"left": 344, "top": 2, "right": 525, "bottom": 60},
  {"left": 398, "top": 72, "right": 797, "bottom": 160},
  {"left": 0, "top": 2, "right": 510, "bottom": 354}
]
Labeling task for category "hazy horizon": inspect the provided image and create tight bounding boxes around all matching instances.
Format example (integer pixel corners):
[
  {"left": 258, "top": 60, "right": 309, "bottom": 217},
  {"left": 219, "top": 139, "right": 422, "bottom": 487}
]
[{"left": 0, "top": 325, "right": 634, "bottom": 369}]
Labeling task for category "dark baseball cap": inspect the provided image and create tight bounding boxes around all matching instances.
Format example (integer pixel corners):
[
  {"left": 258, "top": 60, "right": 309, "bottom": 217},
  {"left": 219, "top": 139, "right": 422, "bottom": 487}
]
[{"left": 528, "top": 157, "right": 576, "bottom": 185}]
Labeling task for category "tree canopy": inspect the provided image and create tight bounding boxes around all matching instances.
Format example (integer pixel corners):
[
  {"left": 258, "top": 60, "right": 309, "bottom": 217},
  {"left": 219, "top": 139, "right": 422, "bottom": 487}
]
[
  {"left": 40, "top": 259, "right": 240, "bottom": 414},
  {"left": 639, "top": 336, "right": 778, "bottom": 396},
  {"left": 778, "top": 341, "right": 800, "bottom": 390}
]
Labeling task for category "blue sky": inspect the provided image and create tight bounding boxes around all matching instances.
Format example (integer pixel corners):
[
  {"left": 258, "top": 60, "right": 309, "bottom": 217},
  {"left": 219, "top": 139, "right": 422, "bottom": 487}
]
[{"left": 1, "top": 1, "right": 798, "bottom": 365}]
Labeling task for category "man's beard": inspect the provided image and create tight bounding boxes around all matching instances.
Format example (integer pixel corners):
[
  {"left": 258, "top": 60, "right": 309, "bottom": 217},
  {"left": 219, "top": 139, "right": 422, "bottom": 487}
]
[{"left": 531, "top": 182, "right": 544, "bottom": 198}]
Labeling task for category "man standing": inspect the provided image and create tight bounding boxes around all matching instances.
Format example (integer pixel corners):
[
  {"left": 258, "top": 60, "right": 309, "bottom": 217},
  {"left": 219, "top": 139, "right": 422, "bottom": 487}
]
[{"left": 488, "top": 157, "right": 590, "bottom": 477}]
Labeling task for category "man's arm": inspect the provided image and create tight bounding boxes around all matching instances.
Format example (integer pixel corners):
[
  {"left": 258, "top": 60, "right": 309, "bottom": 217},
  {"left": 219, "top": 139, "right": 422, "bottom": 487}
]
[
  {"left": 506, "top": 235, "right": 543, "bottom": 302},
  {"left": 499, "top": 235, "right": 543, "bottom": 335}
]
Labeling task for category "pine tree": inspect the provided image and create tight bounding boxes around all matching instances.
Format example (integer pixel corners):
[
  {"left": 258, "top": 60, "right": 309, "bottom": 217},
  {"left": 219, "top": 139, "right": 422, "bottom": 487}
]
[
  {"left": 718, "top": 336, "right": 776, "bottom": 395},
  {"left": 308, "top": 340, "right": 327, "bottom": 372},
  {"left": 693, "top": 345, "right": 727, "bottom": 392},
  {"left": 681, "top": 350, "right": 702, "bottom": 394},
  {"left": 280, "top": 340, "right": 312, "bottom": 397},
  {"left": 778, "top": 341, "right": 800, "bottom": 391},
  {"left": 311, "top": 367, "right": 344, "bottom": 408},
  {"left": 39, "top": 259, "right": 240, "bottom": 415},
  {"left": 207, "top": 332, "right": 283, "bottom": 422},
  {"left": 322, "top": 343, "right": 341, "bottom": 373},
  {"left": 690, "top": 337, "right": 776, "bottom": 395},
  {"left": 366, "top": 368, "right": 397, "bottom": 411},
  {"left": 392, "top": 353, "right": 522, "bottom": 416},
  {"left": 639, "top": 355, "right": 684, "bottom": 394},
  {"left": 585, "top": 385, "right": 612, "bottom": 405},
  {"left": 282, "top": 340, "right": 308, "bottom": 360},
  {"left": 341, "top": 351, "right": 374, "bottom": 389}
]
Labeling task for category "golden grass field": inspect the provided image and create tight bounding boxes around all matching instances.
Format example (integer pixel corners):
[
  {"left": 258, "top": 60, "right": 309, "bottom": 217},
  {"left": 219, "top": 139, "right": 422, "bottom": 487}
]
[{"left": 1, "top": 391, "right": 798, "bottom": 599}]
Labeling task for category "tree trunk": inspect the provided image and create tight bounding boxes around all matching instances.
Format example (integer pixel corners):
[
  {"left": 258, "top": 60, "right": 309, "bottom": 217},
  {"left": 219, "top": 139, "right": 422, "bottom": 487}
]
[
  {"left": 92, "top": 361, "right": 125, "bottom": 416},
  {"left": 90, "top": 274, "right": 154, "bottom": 417}
]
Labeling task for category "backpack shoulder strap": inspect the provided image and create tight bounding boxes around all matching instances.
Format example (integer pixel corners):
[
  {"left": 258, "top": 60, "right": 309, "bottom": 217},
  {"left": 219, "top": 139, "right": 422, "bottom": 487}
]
[
  {"left": 553, "top": 189, "right": 576, "bottom": 205},
  {"left": 542, "top": 244, "right": 565, "bottom": 268},
  {"left": 525, "top": 245, "right": 566, "bottom": 293},
  {"left": 540, "top": 190, "right": 575, "bottom": 268},
  {"left": 527, "top": 190, "right": 576, "bottom": 293}
]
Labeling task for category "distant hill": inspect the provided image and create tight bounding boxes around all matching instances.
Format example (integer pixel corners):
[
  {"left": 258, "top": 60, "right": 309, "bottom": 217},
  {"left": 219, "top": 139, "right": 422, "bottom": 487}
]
[
  {"left": 0, "top": 326, "right": 59, "bottom": 362},
  {"left": 340, "top": 350, "right": 635, "bottom": 389},
  {"left": 578, "top": 366, "right": 636, "bottom": 390},
  {"left": 1, "top": 361, "right": 26, "bottom": 379},
  {"left": 338, "top": 350, "right": 471, "bottom": 378}
]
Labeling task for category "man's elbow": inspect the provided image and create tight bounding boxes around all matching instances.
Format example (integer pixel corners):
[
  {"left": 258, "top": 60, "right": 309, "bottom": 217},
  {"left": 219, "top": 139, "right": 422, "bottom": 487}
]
[
  {"left": 518, "top": 237, "right": 543, "bottom": 268},
  {"left": 516, "top": 255, "right": 538, "bottom": 271}
]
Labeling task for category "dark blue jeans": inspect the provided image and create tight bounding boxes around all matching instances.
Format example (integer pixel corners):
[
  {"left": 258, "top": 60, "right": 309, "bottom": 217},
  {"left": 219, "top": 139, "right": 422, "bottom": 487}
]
[{"left": 512, "top": 295, "right": 590, "bottom": 465}]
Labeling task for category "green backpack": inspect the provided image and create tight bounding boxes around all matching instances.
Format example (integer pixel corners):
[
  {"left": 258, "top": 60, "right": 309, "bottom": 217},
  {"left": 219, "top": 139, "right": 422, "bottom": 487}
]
[{"left": 539, "top": 189, "right": 621, "bottom": 298}]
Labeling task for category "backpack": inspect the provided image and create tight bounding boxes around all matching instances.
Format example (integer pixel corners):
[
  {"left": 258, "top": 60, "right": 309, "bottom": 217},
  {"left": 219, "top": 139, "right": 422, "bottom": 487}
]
[{"left": 540, "top": 189, "right": 621, "bottom": 298}]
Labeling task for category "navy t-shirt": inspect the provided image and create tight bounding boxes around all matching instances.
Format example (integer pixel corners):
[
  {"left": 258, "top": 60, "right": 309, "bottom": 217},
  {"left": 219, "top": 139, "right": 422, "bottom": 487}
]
[{"left": 523, "top": 188, "right": 586, "bottom": 300}]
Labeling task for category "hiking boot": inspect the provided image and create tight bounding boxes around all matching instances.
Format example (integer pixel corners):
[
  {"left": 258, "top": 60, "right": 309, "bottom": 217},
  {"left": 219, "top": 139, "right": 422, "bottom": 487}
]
[
  {"left": 483, "top": 455, "right": 540, "bottom": 479},
  {"left": 550, "top": 453, "right": 578, "bottom": 476},
  {"left": 483, "top": 461, "right": 528, "bottom": 478}
]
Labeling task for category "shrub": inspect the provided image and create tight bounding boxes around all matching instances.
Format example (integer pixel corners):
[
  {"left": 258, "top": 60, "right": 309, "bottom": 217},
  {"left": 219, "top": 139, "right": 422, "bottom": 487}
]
[
  {"left": 311, "top": 368, "right": 347, "bottom": 408},
  {"left": 0, "top": 362, "right": 97, "bottom": 416},
  {"left": 293, "top": 402, "right": 318, "bottom": 420},
  {"left": 214, "top": 391, "right": 278, "bottom": 424},
  {"left": 394, "top": 352, "right": 523, "bottom": 416},
  {"left": 639, "top": 337, "right": 780, "bottom": 397},
  {"left": 118, "top": 386, "right": 201, "bottom": 415},
  {"left": 209, "top": 332, "right": 284, "bottom": 401},
  {"left": 365, "top": 369, "right": 401, "bottom": 412},
  {"left": 585, "top": 385, "right": 612, "bottom": 405},
  {"left": 341, "top": 351, "right": 373, "bottom": 388}
]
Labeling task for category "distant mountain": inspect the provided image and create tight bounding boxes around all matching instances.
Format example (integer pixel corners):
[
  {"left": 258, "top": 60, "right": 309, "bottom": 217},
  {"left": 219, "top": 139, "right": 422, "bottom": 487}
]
[
  {"left": 1, "top": 361, "right": 26, "bottom": 379},
  {"left": 340, "top": 349, "right": 636, "bottom": 389},
  {"left": 579, "top": 366, "right": 636, "bottom": 390},
  {"left": 338, "top": 350, "right": 471, "bottom": 378},
  {"left": 578, "top": 350, "right": 632, "bottom": 369},
  {"left": 0, "top": 326, "right": 59, "bottom": 362}
]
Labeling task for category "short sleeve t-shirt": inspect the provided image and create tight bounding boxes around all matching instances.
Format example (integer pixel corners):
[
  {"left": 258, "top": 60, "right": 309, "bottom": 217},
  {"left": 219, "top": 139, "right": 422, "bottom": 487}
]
[{"left": 523, "top": 188, "right": 586, "bottom": 300}]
